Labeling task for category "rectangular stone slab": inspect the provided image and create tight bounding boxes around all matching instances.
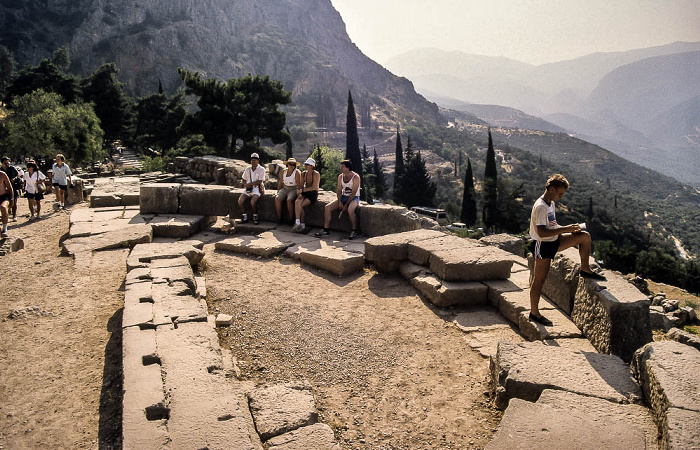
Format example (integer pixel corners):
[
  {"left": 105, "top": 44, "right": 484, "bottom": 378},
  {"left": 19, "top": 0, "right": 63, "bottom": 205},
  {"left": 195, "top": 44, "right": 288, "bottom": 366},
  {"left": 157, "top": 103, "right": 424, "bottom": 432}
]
[
  {"left": 298, "top": 247, "right": 364, "bottom": 276},
  {"left": 364, "top": 229, "right": 446, "bottom": 262},
  {"left": 516, "top": 307, "right": 583, "bottom": 341},
  {"left": 265, "top": 422, "right": 337, "bottom": 449},
  {"left": 572, "top": 271, "right": 652, "bottom": 362},
  {"left": 491, "top": 341, "right": 643, "bottom": 409},
  {"left": 127, "top": 241, "right": 205, "bottom": 270},
  {"left": 429, "top": 246, "right": 514, "bottom": 281},
  {"left": 410, "top": 274, "right": 488, "bottom": 307},
  {"left": 248, "top": 382, "right": 318, "bottom": 442},
  {"left": 178, "top": 184, "right": 232, "bottom": 216},
  {"left": 215, "top": 235, "right": 291, "bottom": 258},
  {"left": 407, "top": 235, "right": 476, "bottom": 266},
  {"left": 140, "top": 183, "right": 180, "bottom": 214}
]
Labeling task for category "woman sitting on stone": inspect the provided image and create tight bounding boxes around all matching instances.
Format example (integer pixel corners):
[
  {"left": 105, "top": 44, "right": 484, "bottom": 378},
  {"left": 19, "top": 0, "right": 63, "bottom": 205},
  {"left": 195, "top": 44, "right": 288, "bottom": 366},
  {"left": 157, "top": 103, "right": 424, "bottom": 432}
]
[
  {"left": 275, "top": 158, "right": 301, "bottom": 224},
  {"left": 292, "top": 157, "right": 320, "bottom": 233}
]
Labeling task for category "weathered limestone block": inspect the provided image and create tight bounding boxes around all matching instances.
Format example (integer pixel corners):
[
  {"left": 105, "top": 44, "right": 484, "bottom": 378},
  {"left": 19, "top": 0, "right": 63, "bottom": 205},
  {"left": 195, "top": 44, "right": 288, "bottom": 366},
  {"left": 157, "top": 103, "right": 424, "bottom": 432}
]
[
  {"left": 178, "top": 184, "right": 232, "bottom": 216},
  {"left": 494, "top": 289, "right": 556, "bottom": 325},
  {"left": 359, "top": 204, "right": 423, "bottom": 237},
  {"left": 491, "top": 341, "right": 642, "bottom": 409},
  {"left": 150, "top": 262, "right": 197, "bottom": 293},
  {"left": 487, "top": 389, "right": 657, "bottom": 450},
  {"left": 61, "top": 223, "right": 153, "bottom": 256},
  {"left": 407, "top": 235, "right": 475, "bottom": 266},
  {"left": 517, "top": 307, "right": 583, "bottom": 341},
  {"left": 121, "top": 327, "right": 169, "bottom": 448},
  {"left": 127, "top": 241, "right": 205, "bottom": 270},
  {"left": 0, "top": 236, "right": 24, "bottom": 255},
  {"left": 298, "top": 247, "right": 364, "bottom": 276},
  {"left": 120, "top": 192, "right": 140, "bottom": 206},
  {"left": 248, "top": 382, "right": 319, "bottom": 442},
  {"left": 399, "top": 261, "right": 428, "bottom": 280},
  {"left": 526, "top": 247, "right": 601, "bottom": 314},
  {"left": 89, "top": 191, "right": 122, "bottom": 208},
  {"left": 140, "top": 183, "right": 180, "bottom": 214},
  {"left": 632, "top": 341, "right": 700, "bottom": 450},
  {"left": 667, "top": 327, "right": 700, "bottom": 351},
  {"left": 69, "top": 208, "right": 94, "bottom": 225},
  {"left": 410, "top": 273, "right": 488, "bottom": 307},
  {"left": 364, "top": 229, "right": 445, "bottom": 264},
  {"left": 650, "top": 307, "right": 681, "bottom": 331},
  {"left": 150, "top": 214, "right": 214, "bottom": 238},
  {"left": 479, "top": 233, "right": 524, "bottom": 257},
  {"left": 428, "top": 245, "right": 514, "bottom": 281},
  {"left": 571, "top": 272, "right": 652, "bottom": 362},
  {"left": 156, "top": 322, "right": 261, "bottom": 450},
  {"left": 66, "top": 178, "right": 84, "bottom": 205},
  {"left": 215, "top": 234, "right": 291, "bottom": 258},
  {"left": 266, "top": 423, "right": 338, "bottom": 450}
]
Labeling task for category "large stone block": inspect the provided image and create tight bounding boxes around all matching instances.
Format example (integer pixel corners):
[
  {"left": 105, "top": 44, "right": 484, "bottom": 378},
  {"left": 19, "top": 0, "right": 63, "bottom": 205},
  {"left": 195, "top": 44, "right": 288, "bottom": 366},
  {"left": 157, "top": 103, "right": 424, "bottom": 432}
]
[
  {"left": 667, "top": 327, "right": 700, "bottom": 351},
  {"left": 407, "top": 235, "right": 475, "bottom": 266},
  {"left": 89, "top": 191, "right": 122, "bottom": 208},
  {"left": 266, "top": 423, "right": 338, "bottom": 450},
  {"left": 632, "top": 341, "right": 700, "bottom": 450},
  {"left": 491, "top": 341, "right": 642, "bottom": 409},
  {"left": 364, "top": 229, "right": 446, "bottom": 264},
  {"left": 66, "top": 178, "right": 84, "bottom": 205},
  {"left": 359, "top": 204, "right": 422, "bottom": 237},
  {"left": 248, "top": 382, "right": 319, "bottom": 442},
  {"left": 479, "top": 233, "right": 524, "bottom": 257},
  {"left": 140, "top": 183, "right": 180, "bottom": 214},
  {"left": 571, "top": 272, "right": 652, "bottom": 362},
  {"left": 215, "top": 234, "right": 291, "bottom": 258},
  {"left": 150, "top": 214, "right": 214, "bottom": 238},
  {"left": 410, "top": 273, "right": 488, "bottom": 307},
  {"left": 127, "top": 241, "right": 205, "bottom": 270},
  {"left": 298, "top": 247, "right": 364, "bottom": 276},
  {"left": 178, "top": 184, "right": 232, "bottom": 216},
  {"left": 428, "top": 245, "right": 514, "bottom": 281},
  {"left": 62, "top": 223, "right": 153, "bottom": 256}
]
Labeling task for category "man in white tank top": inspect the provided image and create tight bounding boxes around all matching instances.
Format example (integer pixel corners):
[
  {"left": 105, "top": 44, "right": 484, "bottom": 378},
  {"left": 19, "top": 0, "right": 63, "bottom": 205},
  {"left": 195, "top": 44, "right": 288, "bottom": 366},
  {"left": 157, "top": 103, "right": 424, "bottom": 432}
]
[{"left": 315, "top": 159, "right": 360, "bottom": 240}]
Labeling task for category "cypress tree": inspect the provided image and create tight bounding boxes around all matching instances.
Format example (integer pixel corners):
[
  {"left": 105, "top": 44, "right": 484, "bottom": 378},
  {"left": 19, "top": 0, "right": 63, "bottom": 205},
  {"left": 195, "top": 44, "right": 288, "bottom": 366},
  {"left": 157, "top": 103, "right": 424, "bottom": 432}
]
[
  {"left": 405, "top": 136, "right": 414, "bottom": 163},
  {"left": 402, "top": 150, "right": 436, "bottom": 208},
  {"left": 587, "top": 196, "right": 594, "bottom": 221},
  {"left": 393, "top": 128, "right": 404, "bottom": 203},
  {"left": 158, "top": 79, "right": 164, "bottom": 94},
  {"left": 482, "top": 127, "right": 499, "bottom": 229},
  {"left": 454, "top": 158, "right": 458, "bottom": 177},
  {"left": 285, "top": 126, "right": 293, "bottom": 160},
  {"left": 345, "top": 90, "right": 363, "bottom": 199},
  {"left": 461, "top": 158, "right": 477, "bottom": 226},
  {"left": 373, "top": 149, "right": 388, "bottom": 199}
]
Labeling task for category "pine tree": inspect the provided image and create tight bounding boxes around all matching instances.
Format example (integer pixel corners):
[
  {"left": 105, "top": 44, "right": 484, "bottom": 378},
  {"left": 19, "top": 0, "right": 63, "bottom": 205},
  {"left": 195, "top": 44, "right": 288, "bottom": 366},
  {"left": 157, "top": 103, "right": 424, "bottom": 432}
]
[
  {"left": 393, "top": 128, "right": 405, "bottom": 203},
  {"left": 345, "top": 90, "right": 363, "bottom": 199},
  {"left": 461, "top": 157, "right": 477, "bottom": 226},
  {"left": 373, "top": 148, "right": 388, "bottom": 199},
  {"left": 402, "top": 150, "right": 436, "bottom": 208},
  {"left": 285, "top": 126, "right": 293, "bottom": 160},
  {"left": 482, "top": 127, "right": 499, "bottom": 229},
  {"left": 158, "top": 79, "right": 164, "bottom": 94}
]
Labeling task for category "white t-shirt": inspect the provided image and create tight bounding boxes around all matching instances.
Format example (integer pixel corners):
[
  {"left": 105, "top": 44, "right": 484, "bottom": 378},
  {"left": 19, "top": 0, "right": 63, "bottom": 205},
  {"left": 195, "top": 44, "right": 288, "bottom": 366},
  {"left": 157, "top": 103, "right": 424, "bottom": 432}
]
[
  {"left": 242, "top": 165, "right": 266, "bottom": 196},
  {"left": 529, "top": 196, "right": 559, "bottom": 242},
  {"left": 23, "top": 171, "right": 47, "bottom": 194},
  {"left": 51, "top": 162, "right": 72, "bottom": 185}
]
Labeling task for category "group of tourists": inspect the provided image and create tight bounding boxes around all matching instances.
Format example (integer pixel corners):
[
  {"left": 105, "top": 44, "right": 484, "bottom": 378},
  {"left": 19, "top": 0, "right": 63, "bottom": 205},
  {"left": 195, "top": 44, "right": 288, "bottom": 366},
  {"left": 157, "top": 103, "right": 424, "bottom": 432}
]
[
  {"left": 236, "top": 153, "right": 361, "bottom": 240},
  {"left": 0, "top": 154, "right": 73, "bottom": 238}
]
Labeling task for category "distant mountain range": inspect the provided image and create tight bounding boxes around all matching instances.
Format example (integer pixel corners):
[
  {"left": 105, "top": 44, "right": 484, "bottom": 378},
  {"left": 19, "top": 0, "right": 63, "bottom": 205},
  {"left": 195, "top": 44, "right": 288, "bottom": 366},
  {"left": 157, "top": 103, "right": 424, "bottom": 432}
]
[{"left": 386, "top": 43, "right": 700, "bottom": 185}]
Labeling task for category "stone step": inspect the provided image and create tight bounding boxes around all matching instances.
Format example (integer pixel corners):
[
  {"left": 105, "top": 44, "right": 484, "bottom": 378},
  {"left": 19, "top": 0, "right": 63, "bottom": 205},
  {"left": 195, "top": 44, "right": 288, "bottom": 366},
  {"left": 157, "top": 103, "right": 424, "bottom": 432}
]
[
  {"left": 487, "top": 389, "right": 657, "bottom": 450},
  {"left": 150, "top": 214, "right": 215, "bottom": 238},
  {"left": 632, "top": 341, "right": 700, "bottom": 450},
  {"left": 215, "top": 234, "right": 291, "bottom": 258},
  {"left": 491, "top": 341, "right": 643, "bottom": 410},
  {"left": 409, "top": 273, "right": 488, "bottom": 308},
  {"left": 298, "top": 246, "right": 364, "bottom": 276},
  {"left": 127, "top": 240, "right": 205, "bottom": 270},
  {"left": 62, "top": 223, "right": 153, "bottom": 257}
]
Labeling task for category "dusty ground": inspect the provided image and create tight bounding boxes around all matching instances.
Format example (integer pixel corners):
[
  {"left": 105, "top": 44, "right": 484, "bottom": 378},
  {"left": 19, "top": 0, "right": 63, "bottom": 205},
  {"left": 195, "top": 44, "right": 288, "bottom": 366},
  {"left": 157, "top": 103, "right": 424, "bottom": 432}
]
[
  {"left": 204, "top": 248, "right": 502, "bottom": 449},
  {"left": 0, "top": 196, "right": 124, "bottom": 449}
]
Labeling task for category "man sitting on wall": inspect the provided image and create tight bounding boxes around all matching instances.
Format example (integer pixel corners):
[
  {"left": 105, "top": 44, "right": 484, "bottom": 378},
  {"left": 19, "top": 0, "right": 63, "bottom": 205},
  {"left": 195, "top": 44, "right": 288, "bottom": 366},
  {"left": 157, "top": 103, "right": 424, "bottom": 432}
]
[{"left": 238, "top": 153, "right": 266, "bottom": 225}]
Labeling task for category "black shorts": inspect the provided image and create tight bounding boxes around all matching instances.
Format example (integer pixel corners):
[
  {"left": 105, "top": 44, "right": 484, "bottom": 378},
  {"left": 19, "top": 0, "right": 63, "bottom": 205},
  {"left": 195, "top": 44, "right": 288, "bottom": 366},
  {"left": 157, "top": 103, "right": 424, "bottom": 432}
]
[
  {"left": 0, "top": 193, "right": 11, "bottom": 205},
  {"left": 530, "top": 238, "right": 560, "bottom": 259},
  {"left": 53, "top": 183, "right": 68, "bottom": 190},
  {"left": 302, "top": 190, "right": 318, "bottom": 204},
  {"left": 25, "top": 191, "right": 44, "bottom": 201}
]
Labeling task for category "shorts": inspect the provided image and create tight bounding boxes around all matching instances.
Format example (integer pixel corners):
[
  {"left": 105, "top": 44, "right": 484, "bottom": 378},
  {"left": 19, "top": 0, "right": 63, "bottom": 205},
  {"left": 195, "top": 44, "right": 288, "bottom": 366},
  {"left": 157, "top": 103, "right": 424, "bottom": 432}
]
[
  {"left": 241, "top": 186, "right": 261, "bottom": 198},
  {"left": 276, "top": 185, "right": 297, "bottom": 202},
  {"left": 25, "top": 191, "right": 44, "bottom": 201},
  {"left": 301, "top": 190, "right": 318, "bottom": 204},
  {"left": 530, "top": 238, "right": 560, "bottom": 259},
  {"left": 341, "top": 195, "right": 360, "bottom": 206},
  {"left": 53, "top": 183, "right": 68, "bottom": 190},
  {"left": 0, "top": 193, "right": 11, "bottom": 205}
]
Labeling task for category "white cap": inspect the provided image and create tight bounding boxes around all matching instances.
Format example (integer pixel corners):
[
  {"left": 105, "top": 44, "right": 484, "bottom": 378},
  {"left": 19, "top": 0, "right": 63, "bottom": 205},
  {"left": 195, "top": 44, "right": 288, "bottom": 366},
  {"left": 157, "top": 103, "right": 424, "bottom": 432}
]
[
  {"left": 250, "top": 153, "right": 260, "bottom": 159},
  {"left": 304, "top": 157, "right": 316, "bottom": 167}
]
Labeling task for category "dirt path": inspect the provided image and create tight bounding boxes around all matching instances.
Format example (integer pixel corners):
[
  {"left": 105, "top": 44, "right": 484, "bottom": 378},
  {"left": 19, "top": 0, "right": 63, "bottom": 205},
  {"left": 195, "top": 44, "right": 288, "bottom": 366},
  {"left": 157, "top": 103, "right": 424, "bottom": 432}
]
[
  {"left": 0, "top": 198, "right": 123, "bottom": 449},
  {"left": 204, "top": 247, "right": 502, "bottom": 449}
]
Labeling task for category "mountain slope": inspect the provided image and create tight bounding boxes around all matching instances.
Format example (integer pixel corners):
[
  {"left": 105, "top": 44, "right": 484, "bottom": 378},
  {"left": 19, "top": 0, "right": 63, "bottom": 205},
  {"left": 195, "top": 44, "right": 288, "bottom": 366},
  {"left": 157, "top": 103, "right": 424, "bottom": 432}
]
[{"left": 0, "top": 0, "right": 442, "bottom": 125}]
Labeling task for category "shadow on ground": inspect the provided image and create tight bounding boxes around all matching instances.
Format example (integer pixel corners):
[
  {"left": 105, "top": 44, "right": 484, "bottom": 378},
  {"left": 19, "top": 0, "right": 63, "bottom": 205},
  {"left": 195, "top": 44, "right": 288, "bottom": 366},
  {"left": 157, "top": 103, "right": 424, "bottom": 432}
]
[{"left": 99, "top": 308, "right": 123, "bottom": 450}]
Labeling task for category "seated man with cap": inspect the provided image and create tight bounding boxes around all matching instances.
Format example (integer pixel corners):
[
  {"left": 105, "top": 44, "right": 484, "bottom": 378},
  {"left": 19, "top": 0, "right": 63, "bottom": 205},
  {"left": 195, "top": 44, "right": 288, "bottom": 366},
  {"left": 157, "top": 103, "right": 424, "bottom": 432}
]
[{"left": 238, "top": 153, "right": 267, "bottom": 224}]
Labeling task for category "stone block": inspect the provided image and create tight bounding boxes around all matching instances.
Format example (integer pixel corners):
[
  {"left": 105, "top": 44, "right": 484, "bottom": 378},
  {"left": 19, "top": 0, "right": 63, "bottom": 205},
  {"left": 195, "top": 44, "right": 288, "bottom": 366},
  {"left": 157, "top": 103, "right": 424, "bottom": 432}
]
[
  {"left": 62, "top": 224, "right": 153, "bottom": 256},
  {"left": 487, "top": 389, "right": 656, "bottom": 450},
  {"left": 266, "top": 423, "right": 338, "bottom": 450},
  {"left": 120, "top": 192, "right": 140, "bottom": 206},
  {"left": 124, "top": 281, "right": 153, "bottom": 306},
  {"left": 428, "top": 245, "right": 514, "bottom": 281},
  {"left": 666, "top": 407, "right": 700, "bottom": 450},
  {"left": 632, "top": 341, "right": 700, "bottom": 434},
  {"left": 491, "top": 341, "right": 642, "bottom": 409},
  {"left": 359, "top": 204, "right": 422, "bottom": 237},
  {"left": 479, "top": 233, "right": 524, "bottom": 257},
  {"left": 452, "top": 307, "right": 513, "bottom": 333},
  {"left": 140, "top": 183, "right": 180, "bottom": 214},
  {"left": 150, "top": 263, "right": 196, "bottom": 293},
  {"left": 66, "top": 178, "right": 84, "bottom": 205},
  {"left": 463, "top": 327, "right": 526, "bottom": 359},
  {"left": 364, "top": 229, "right": 445, "bottom": 263},
  {"left": 127, "top": 241, "right": 205, "bottom": 270},
  {"left": 298, "top": 247, "right": 364, "bottom": 276},
  {"left": 248, "top": 382, "right": 319, "bottom": 442},
  {"left": 571, "top": 272, "right": 652, "bottom": 362},
  {"left": 496, "top": 289, "right": 556, "bottom": 325},
  {"left": 517, "top": 307, "right": 583, "bottom": 341},
  {"left": 89, "top": 191, "right": 122, "bottom": 208},
  {"left": 410, "top": 273, "right": 487, "bottom": 307},
  {"left": 122, "top": 302, "right": 154, "bottom": 329},
  {"left": 667, "top": 327, "right": 700, "bottom": 351},
  {"left": 650, "top": 308, "right": 679, "bottom": 331},
  {"left": 399, "top": 261, "right": 428, "bottom": 280},
  {"left": 69, "top": 208, "right": 94, "bottom": 225},
  {"left": 215, "top": 234, "right": 291, "bottom": 258},
  {"left": 178, "top": 184, "right": 232, "bottom": 216},
  {"left": 407, "top": 235, "right": 474, "bottom": 266},
  {"left": 215, "top": 314, "right": 233, "bottom": 326},
  {"left": 150, "top": 214, "right": 213, "bottom": 238},
  {"left": 0, "top": 236, "right": 24, "bottom": 255}
]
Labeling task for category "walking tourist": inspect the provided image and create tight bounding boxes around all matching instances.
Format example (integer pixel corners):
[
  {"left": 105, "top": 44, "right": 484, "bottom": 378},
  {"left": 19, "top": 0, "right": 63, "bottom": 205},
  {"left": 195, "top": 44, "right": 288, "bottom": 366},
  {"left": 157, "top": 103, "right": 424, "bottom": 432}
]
[
  {"left": 50, "top": 154, "right": 72, "bottom": 209},
  {"left": 0, "top": 156, "right": 23, "bottom": 221},
  {"left": 23, "top": 161, "right": 46, "bottom": 220},
  {"left": 0, "top": 165, "right": 13, "bottom": 237}
]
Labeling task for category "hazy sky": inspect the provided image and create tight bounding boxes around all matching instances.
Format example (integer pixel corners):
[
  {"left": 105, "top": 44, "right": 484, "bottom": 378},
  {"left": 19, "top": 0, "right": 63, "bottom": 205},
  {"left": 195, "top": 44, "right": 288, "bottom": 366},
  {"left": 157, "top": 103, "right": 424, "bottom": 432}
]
[{"left": 329, "top": 0, "right": 700, "bottom": 65}]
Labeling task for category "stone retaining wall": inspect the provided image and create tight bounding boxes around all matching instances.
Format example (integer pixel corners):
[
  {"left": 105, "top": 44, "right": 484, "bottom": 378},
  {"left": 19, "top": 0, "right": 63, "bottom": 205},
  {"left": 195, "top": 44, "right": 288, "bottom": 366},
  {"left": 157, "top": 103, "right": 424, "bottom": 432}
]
[{"left": 140, "top": 183, "right": 433, "bottom": 237}]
